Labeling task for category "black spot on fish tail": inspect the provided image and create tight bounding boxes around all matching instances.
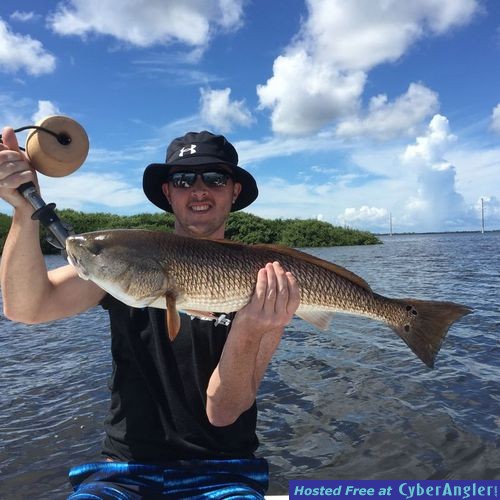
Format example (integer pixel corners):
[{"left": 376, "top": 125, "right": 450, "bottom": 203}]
[{"left": 391, "top": 298, "right": 472, "bottom": 368}]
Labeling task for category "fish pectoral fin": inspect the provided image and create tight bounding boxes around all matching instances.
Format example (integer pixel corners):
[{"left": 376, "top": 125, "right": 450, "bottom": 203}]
[
  {"left": 165, "top": 294, "right": 181, "bottom": 341},
  {"left": 182, "top": 309, "right": 217, "bottom": 320},
  {"left": 296, "top": 308, "right": 334, "bottom": 331}
]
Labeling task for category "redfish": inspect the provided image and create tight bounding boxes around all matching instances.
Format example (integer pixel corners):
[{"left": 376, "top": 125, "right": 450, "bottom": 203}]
[{"left": 66, "top": 229, "right": 471, "bottom": 367}]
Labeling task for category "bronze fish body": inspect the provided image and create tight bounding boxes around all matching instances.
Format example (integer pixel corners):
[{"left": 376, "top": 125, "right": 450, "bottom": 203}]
[{"left": 66, "top": 229, "right": 471, "bottom": 367}]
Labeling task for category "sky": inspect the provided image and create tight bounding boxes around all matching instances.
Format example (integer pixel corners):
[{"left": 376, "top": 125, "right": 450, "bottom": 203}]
[{"left": 0, "top": 0, "right": 499, "bottom": 234}]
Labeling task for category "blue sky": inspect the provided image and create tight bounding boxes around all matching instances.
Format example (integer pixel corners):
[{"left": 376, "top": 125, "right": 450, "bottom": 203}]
[{"left": 1, "top": 0, "right": 499, "bottom": 233}]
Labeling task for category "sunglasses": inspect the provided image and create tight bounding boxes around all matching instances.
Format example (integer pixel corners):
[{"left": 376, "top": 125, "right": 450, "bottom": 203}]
[{"left": 166, "top": 170, "right": 232, "bottom": 189}]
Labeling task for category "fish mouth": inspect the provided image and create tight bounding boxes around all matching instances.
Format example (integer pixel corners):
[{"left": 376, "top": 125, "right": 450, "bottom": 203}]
[
  {"left": 66, "top": 252, "right": 90, "bottom": 280},
  {"left": 65, "top": 236, "right": 90, "bottom": 280}
]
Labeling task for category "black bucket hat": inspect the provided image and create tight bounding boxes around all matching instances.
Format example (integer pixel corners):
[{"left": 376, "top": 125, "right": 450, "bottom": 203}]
[{"left": 143, "top": 130, "right": 258, "bottom": 212}]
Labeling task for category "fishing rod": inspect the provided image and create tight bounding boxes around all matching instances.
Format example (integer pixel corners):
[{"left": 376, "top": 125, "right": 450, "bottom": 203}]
[{"left": 0, "top": 116, "right": 89, "bottom": 250}]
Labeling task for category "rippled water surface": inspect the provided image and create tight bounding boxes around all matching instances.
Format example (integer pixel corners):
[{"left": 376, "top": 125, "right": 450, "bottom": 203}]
[{"left": 1, "top": 232, "right": 499, "bottom": 498}]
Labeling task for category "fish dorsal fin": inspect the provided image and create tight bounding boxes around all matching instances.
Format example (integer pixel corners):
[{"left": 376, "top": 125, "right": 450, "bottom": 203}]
[{"left": 209, "top": 238, "right": 372, "bottom": 293}]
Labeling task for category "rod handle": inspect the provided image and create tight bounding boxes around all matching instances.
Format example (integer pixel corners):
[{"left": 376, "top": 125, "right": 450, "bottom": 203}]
[{"left": 17, "top": 181, "right": 70, "bottom": 249}]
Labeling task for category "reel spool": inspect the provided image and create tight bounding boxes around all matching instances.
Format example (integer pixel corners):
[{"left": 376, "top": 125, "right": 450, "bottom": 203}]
[{"left": 25, "top": 115, "right": 89, "bottom": 176}]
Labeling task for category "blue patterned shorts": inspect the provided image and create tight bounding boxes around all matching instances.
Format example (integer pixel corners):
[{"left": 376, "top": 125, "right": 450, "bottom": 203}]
[{"left": 68, "top": 458, "right": 269, "bottom": 499}]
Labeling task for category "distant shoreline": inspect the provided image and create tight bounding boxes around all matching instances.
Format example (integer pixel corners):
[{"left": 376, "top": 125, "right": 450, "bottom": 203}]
[
  {"left": 377, "top": 229, "right": 500, "bottom": 236},
  {"left": 0, "top": 209, "right": 381, "bottom": 255}
]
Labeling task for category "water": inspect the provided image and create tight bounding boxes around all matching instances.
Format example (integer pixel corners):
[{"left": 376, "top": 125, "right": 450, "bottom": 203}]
[{"left": 0, "top": 232, "right": 499, "bottom": 498}]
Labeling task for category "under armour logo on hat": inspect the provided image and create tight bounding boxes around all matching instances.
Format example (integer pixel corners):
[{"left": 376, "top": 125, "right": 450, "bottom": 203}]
[
  {"left": 178, "top": 145, "right": 197, "bottom": 157},
  {"left": 165, "top": 131, "right": 239, "bottom": 166}
]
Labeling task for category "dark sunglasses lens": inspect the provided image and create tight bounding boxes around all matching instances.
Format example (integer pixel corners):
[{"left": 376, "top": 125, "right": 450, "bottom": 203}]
[
  {"left": 170, "top": 172, "right": 196, "bottom": 188},
  {"left": 168, "top": 171, "right": 231, "bottom": 188},
  {"left": 202, "top": 172, "right": 230, "bottom": 187}
]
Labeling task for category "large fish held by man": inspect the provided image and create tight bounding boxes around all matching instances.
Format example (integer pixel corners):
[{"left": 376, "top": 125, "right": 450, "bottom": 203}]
[{"left": 66, "top": 229, "right": 471, "bottom": 368}]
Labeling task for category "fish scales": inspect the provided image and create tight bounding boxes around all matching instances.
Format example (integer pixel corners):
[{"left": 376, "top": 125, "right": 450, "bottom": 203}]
[
  {"left": 66, "top": 229, "right": 472, "bottom": 367},
  {"left": 165, "top": 236, "right": 371, "bottom": 316}
]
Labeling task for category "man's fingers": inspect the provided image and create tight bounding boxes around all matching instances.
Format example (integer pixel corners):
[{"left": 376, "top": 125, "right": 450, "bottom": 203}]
[
  {"left": 272, "top": 261, "right": 289, "bottom": 314},
  {"left": 0, "top": 143, "right": 35, "bottom": 190},
  {"left": 1, "top": 157, "right": 27, "bottom": 172},
  {"left": 286, "top": 271, "right": 301, "bottom": 314},
  {"left": 263, "top": 262, "right": 278, "bottom": 314},
  {"left": 1, "top": 127, "right": 21, "bottom": 153},
  {"left": 248, "top": 262, "right": 300, "bottom": 318},
  {"left": 251, "top": 267, "right": 268, "bottom": 309},
  {"left": 0, "top": 169, "right": 34, "bottom": 188}
]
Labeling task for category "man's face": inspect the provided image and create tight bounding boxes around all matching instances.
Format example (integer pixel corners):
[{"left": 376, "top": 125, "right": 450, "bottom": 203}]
[{"left": 162, "top": 165, "right": 242, "bottom": 239}]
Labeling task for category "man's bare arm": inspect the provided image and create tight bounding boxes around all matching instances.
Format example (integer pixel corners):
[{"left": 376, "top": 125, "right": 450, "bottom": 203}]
[
  {"left": 206, "top": 262, "right": 300, "bottom": 426},
  {"left": 0, "top": 127, "right": 105, "bottom": 324}
]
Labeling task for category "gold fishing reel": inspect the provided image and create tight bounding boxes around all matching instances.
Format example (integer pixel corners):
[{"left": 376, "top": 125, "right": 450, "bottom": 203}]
[
  {"left": 25, "top": 115, "right": 89, "bottom": 176},
  {"left": 0, "top": 115, "right": 90, "bottom": 249}
]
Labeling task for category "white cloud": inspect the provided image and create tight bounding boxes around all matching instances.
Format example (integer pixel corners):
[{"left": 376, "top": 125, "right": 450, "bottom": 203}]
[
  {"left": 0, "top": 19, "right": 56, "bottom": 75},
  {"left": 447, "top": 146, "right": 500, "bottom": 202},
  {"left": 0, "top": 100, "right": 63, "bottom": 151},
  {"left": 199, "top": 88, "right": 254, "bottom": 133},
  {"left": 39, "top": 172, "right": 145, "bottom": 210},
  {"left": 0, "top": 97, "right": 63, "bottom": 148},
  {"left": 246, "top": 173, "right": 398, "bottom": 232},
  {"left": 401, "top": 114, "right": 470, "bottom": 231},
  {"left": 131, "top": 54, "right": 222, "bottom": 84},
  {"left": 336, "top": 83, "right": 439, "bottom": 140},
  {"left": 257, "top": 50, "right": 365, "bottom": 135},
  {"left": 10, "top": 11, "right": 40, "bottom": 22},
  {"left": 31, "top": 100, "right": 61, "bottom": 123},
  {"left": 237, "top": 115, "right": 499, "bottom": 232},
  {"left": 340, "top": 206, "right": 389, "bottom": 225},
  {"left": 245, "top": 126, "right": 498, "bottom": 233},
  {"left": 257, "top": 0, "right": 479, "bottom": 136},
  {"left": 302, "top": 0, "right": 478, "bottom": 72},
  {"left": 402, "top": 114, "right": 456, "bottom": 164},
  {"left": 235, "top": 133, "right": 347, "bottom": 166},
  {"left": 491, "top": 103, "right": 500, "bottom": 135},
  {"left": 48, "top": 0, "right": 245, "bottom": 49},
  {"left": 217, "top": 0, "right": 245, "bottom": 29}
]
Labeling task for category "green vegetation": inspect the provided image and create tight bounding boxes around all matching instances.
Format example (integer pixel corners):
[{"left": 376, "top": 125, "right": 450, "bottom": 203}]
[
  {"left": 0, "top": 212, "right": 11, "bottom": 252},
  {"left": 0, "top": 209, "right": 380, "bottom": 254}
]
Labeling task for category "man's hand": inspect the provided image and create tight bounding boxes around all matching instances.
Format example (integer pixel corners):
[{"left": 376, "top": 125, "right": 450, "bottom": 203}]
[
  {"left": 0, "top": 127, "right": 38, "bottom": 209},
  {"left": 233, "top": 261, "right": 301, "bottom": 336}
]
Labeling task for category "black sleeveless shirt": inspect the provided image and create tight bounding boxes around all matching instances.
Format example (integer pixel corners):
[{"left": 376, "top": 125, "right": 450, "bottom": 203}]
[{"left": 100, "top": 295, "right": 259, "bottom": 462}]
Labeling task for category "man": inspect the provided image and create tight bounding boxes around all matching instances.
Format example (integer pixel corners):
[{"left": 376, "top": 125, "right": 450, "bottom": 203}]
[{"left": 0, "top": 128, "right": 300, "bottom": 499}]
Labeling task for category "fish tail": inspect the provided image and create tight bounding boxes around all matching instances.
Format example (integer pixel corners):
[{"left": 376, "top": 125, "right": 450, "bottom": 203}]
[{"left": 389, "top": 298, "right": 472, "bottom": 368}]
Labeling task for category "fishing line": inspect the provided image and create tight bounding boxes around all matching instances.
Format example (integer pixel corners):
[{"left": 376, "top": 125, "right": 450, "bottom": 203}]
[{"left": 0, "top": 124, "right": 72, "bottom": 151}]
